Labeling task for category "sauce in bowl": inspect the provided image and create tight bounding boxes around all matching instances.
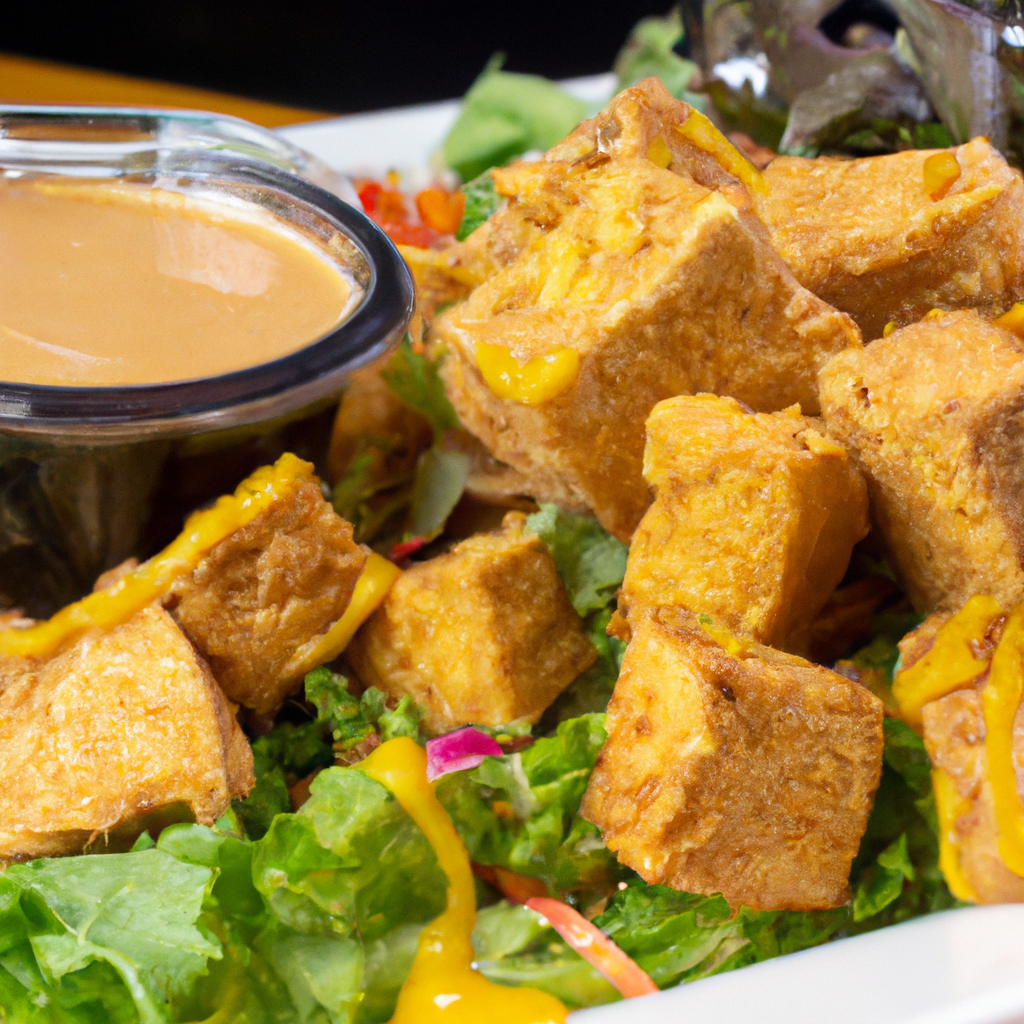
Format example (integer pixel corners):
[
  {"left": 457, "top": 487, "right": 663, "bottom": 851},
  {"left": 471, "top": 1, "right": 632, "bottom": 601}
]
[{"left": 0, "top": 177, "right": 359, "bottom": 385}]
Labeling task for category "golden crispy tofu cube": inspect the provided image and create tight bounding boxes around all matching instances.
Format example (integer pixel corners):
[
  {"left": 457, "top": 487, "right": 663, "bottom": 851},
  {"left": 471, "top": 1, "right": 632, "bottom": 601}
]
[
  {"left": 0, "top": 605, "right": 253, "bottom": 859},
  {"left": 617, "top": 395, "right": 868, "bottom": 654},
  {"left": 167, "top": 472, "right": 369, "bottom": 717},
  {"left": 436, "top": 83, "right": 860, "bottom": 542},
  {"left": 819, "top": 310, "right": 1024, "bottom": 614},
  {"left": 345, "top": 512, "right": 595, "bottom": 733},
  {"left": 581, "top": 606, "right": 884, "bottom": 911},
  {"left": 922, "top": 688, "right": 1024, "bottom": 904},
  {"left": 757, "top": 140, "right": 1024, "bottom": 340}
]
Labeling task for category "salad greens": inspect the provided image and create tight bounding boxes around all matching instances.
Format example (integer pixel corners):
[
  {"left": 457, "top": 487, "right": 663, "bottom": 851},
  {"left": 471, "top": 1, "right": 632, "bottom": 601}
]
[{"left": 441, "top": 56, "right": 587, "bottom": 182}]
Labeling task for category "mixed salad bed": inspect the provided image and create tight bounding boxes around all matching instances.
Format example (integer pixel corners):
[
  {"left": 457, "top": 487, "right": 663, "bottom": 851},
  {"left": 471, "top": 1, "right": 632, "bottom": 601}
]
[{"left": 8, "top": 3, "right": 1019, "bottom": 1021}]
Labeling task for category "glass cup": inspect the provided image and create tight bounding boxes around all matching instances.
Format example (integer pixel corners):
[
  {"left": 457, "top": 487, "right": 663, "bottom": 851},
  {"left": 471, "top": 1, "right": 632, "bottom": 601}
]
[{"left": 0, "top": 104, "right": 413, "bottom": 616}]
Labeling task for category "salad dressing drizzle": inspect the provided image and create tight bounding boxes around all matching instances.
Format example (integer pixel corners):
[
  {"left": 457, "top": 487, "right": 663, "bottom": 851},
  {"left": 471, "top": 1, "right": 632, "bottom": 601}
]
[
  {"left": 0, "top": 453, "right": 397, "bottom": 660},
  {"left": 982, "top": 606, "right": 1024, "bottom": 875},
  {"left": 358, "top": 737, "right": 567, "bottom": 1024}
]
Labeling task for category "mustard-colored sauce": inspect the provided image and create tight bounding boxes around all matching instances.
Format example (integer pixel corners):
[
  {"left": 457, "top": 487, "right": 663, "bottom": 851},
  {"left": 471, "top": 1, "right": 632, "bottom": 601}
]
[
  {"left": 291, "top": 553, "right": 401, "bottom": 674},
  {"left": 982, "top": 606, "right": 1024, "bottom": 876},
  {"left": 0, "top": 453, "right": 397, "bottom": 664},
  {"left": 892, "top": 594, "right": 1002, "bottom": 728},
  {"left": 922, "top": 151, "right": 961, "bottom": 200},
  {"left": 358, "top": 738, "right": 567, "bottom": 1024},
  {"left": 931, "top": 766, "right": 980, "bottom": 903},
  {"left": 475, "top": 342, "right": 579, "bottom": 406},
  {"left": 0, "top": 178, "right": 356, "bottom": 385},
  {"left": 674, "top": 110, "right": 767, "bottom": 196}
]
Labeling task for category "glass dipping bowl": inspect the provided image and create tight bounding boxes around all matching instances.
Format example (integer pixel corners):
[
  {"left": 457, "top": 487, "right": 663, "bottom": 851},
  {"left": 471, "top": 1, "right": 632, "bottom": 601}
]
[{"left": 0, "top": 104, "right": 414, "bottom": 616}]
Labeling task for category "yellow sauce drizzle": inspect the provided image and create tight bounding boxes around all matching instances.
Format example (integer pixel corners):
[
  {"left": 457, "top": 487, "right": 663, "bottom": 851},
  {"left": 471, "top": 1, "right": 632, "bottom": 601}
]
[
  {"left": 994, "top": 301, "right": 1024, "bottom": 338},
  {"left": 291, "top": 553, "right": 400, "bottom": 674},
  {"left": 982, "top": 605, "right": 1024, "bottom": 876},
  {"left": 358, "top": 737, "right": 567, "bottom": 1024},
  {"left": 932, "top": 766, "right": 980, "bottom": 903},
  {"left": 922, "top": 151, "right": 961, "bottom": 200},
  {"left": 646, "top": 136, "right": 673, "bottom": 169},
  {"left": 475, "top": 342, "right": 579, "bottom": 406},
  {"left": 0, "top": 453, "right": 313, "bottom": 659},
  {"left": 892, "top": 594, "right": 1003, "bottom": 728},
  {"left": 674, "top": 110, "right": 767, "bottom": 196}
]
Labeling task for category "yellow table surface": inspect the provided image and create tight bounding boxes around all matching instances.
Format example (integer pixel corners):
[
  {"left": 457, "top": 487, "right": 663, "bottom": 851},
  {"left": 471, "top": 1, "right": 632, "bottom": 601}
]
[{"left": 0, "top": 52, "right": 328, "bottom": 128}]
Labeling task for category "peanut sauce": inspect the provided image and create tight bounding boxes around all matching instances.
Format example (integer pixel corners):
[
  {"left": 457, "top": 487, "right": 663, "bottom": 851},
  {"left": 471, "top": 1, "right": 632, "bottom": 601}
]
[{"left": 0, "top": 177, "right": 356, "bottom": 385}]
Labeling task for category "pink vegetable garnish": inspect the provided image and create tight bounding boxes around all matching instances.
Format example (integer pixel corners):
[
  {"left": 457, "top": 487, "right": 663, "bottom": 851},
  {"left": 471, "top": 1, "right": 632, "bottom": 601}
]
[{"left": 425, "top": 727, "right": 503, "bottom": 782}]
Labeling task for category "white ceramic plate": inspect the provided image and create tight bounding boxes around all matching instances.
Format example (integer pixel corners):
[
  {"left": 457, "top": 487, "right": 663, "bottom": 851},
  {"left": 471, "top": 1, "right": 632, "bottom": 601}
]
[{"left": 276, "top": 92, "right": 1024, "bottom": 1024}]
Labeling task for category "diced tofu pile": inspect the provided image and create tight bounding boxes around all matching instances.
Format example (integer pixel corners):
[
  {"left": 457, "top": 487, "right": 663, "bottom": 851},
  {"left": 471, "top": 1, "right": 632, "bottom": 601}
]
[
  {"left": 0, "top": 456, "right": 373, "bottom": 859},
  {"left": 581, "top": 607, "right": 883, "bottom": 911},
  {"left": 436, "top": 78, "right": 860, "bottom": 541},
  {"left": 615, "top": 395, "right": 868, "bottom": 654},
  {"left": 8, "top": 70, "right": 1024, "bottom": 921},
  {"left": 757, "top": 140, "right": 1024, "bottom": 340},
  {"left": 346, "top": 512, "right": 595, "bottom": 734}
]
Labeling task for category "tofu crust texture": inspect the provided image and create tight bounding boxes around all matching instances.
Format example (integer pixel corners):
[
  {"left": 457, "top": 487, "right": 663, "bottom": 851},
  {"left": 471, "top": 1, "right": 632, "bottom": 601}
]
[
  {"left": 757, "top": 139, "right": 1024, "bottom": 340},
  {"left": 0, "top": 606, "right": 254, "bottom": 860},
  {"left": 617, "top": 395, "right": 868, "bottom": 654},
  {"left": 922, "top": 688, "right": 1024, "bottom": 904},
  {"left": 819, "top": 310, "right": 1024, "bottom": 613},
  {"left": 435, "top": 79, "right": 860, "bottom": 541},
  {"left": 346, "top": 512, "right": 595, "bottom": 733},
  {"left": 167, "top": 472, "right": 369, "bottom": 717},
  {"left": 581, "top": 606, "right": 884, "bottom": 911}
]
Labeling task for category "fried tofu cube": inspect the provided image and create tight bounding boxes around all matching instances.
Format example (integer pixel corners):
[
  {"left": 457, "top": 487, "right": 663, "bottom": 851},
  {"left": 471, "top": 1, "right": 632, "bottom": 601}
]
[
  {"left": 0, "top": 605, "right": 254, "bottom": 860},
  {"left": 819, "top": 310, "right": 1024, "bottom": 613},
  {"left": 345, "top": 512, "right": 595, "bottom": 733},
  {"left": 617, "top": 396, "right": 868, "bottom": 654},
  {"left": 922, "top": 688, "right": 1024, "bottom": 904},
  {"left": 757, "top": 140, "right": 1024, "bottom": 340},
  {"left": 436, "top": 83, "right": 860, "bottom": 542},
  {"left": 580, "top": 606, "right": 884, "bottom": 911},
  {"left": 167, "top": 471, "right": 369, "bottom": 717}
]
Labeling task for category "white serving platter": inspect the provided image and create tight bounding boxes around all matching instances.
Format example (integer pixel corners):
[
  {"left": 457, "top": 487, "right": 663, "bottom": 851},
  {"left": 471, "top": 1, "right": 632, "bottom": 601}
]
[{"left": 276, "top": 91, "right": 1024, "bottom": 1024}]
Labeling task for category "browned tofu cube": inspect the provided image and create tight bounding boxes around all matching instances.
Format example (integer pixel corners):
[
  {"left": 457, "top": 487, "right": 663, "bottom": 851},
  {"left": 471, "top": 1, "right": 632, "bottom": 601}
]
[
  {"left": 922, "top": 688, "right": 1024, "bottom": 904},
  {"left": 581, "top": 606, "right": 884, "bottom": 911},
  {"left": 0, "top": 605, "right": 253, "bottom": 859},
  {"left": 819, "top": 310, "right": 1024, "bottom": 614},
  {"left": 757, "top": 140, "right": 1024, "bottom": 340},
  {"left": 166, "top": 470, "right": 369, "bottom": 717},
  {"left": 436, "top": 82, "right": 860, "bottom": 542},
  {"left": 617, "top": 395, "right": 868, "bottom": 654},
  {"left": 345, "top": 512, "right": 595, "bottom": 733}
]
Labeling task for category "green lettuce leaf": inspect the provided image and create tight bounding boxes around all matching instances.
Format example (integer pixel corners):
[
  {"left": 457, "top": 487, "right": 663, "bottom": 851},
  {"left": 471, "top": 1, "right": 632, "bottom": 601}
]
[
  {"left": 252, "top": 766, "right": 446, "bottom": 941},
  {"left": 614, "top": 7, "right": 704, "bottom": 107},
  {"left": 456, "top": 171, "right": 502, "bottom": 241},
  {"left": 409, "top": 447, "right": 472, "bottom": 541},
  {"left": 438, "top": 714, "right": 621, "bottom": 894},
  {"left": 472, "top": 901, "right": 619, "bottom": 1009},
  {"left": 0, "top": 849, "right": 220, "bottom": 1024},
  {"left": 525, "top": 505, "right": 627, "bottom": 618},
  {"left": 442, "top": 56, "right": 587, "bottom": 181},
  {"left": 595, "top": 882, "right": 845, "bottom": 988},
  {"left": 847, "top": 716, "right": 960, "bottom": 931},
  {"left": 381, "top": 335, "right": 460, "bottom": 440}
]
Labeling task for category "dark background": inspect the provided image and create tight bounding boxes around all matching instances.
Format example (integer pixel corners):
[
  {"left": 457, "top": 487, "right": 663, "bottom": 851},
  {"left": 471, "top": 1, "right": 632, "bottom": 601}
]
[{"left": 3, "top": 1, "right": 676, "bottom": 113}]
